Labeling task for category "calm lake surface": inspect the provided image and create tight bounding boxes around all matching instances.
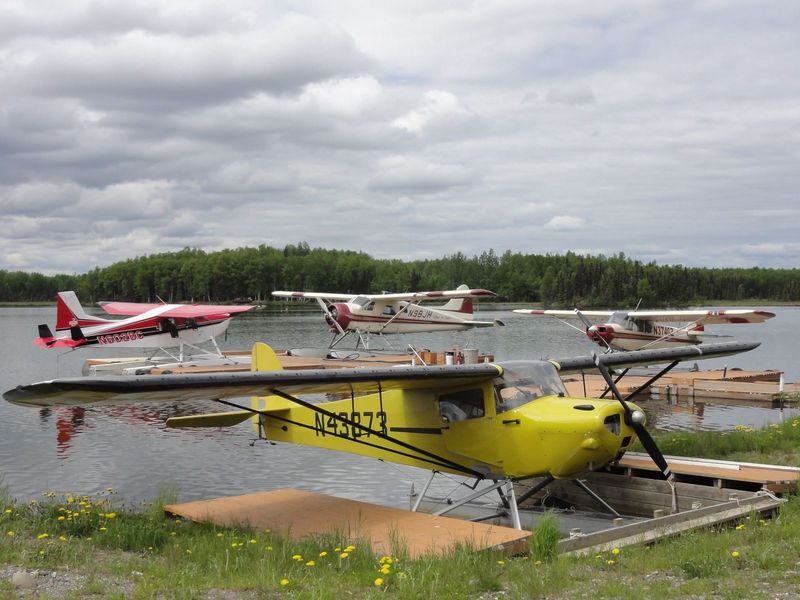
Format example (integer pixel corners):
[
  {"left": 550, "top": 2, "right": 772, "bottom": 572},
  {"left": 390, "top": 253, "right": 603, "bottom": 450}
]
[{"left": 1, "top": 305, "right": 797, "bottom": 506}]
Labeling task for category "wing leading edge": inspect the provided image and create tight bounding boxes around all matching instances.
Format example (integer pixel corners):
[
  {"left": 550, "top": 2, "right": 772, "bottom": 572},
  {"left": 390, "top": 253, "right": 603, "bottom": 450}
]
[{"left": 4, "top": 341, "right": 758, "bottom": 409}]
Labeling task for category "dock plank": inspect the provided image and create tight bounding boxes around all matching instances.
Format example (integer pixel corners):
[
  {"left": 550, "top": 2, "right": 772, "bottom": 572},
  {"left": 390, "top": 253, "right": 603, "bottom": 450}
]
[{"left": 165, "top": 489, "right": 529, "bottom": 558}]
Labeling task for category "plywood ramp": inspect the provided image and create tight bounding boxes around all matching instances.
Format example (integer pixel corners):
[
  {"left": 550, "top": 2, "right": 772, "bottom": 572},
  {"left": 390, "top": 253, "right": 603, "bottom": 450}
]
[{"left": 165, "top": 489, "right": 529, "bottom": 558}]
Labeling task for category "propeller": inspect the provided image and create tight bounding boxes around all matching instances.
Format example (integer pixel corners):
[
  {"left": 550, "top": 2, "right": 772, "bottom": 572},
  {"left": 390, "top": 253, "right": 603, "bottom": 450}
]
[
  {"left": 592, "top": 353, "right": 677, "bottom": 510},
  {"left": 315, "top": 298, "right": 347, "bottom": 336},
  {"left": 574, "top": 308, "right": 614, "bottom": 353}
]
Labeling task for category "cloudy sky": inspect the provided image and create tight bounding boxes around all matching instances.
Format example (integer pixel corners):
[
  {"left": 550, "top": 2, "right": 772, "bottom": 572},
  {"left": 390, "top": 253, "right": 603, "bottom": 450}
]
[{"left": 2, "top": 1, "right": 799, "bottom": 275}]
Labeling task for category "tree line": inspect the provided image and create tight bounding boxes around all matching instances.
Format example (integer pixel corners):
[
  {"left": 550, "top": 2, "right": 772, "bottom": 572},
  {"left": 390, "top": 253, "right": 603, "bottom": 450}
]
[{"left": 1, "top": 243, "right": 798, "bottom": 307}]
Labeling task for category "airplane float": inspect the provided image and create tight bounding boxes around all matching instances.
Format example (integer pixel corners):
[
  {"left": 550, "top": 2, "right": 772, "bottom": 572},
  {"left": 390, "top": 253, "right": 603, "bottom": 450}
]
[
  {"left": 514, "top": 308, "right": 775, "bottom": 352},
  {"left": 272, "top": 285, "right": 504, "bottom": 349},
  {"left": 4, "top": 339, "right": 758, "bottom": 528},
  {"left": 34, "top": 291, "right": 254, "bottom": 362}
]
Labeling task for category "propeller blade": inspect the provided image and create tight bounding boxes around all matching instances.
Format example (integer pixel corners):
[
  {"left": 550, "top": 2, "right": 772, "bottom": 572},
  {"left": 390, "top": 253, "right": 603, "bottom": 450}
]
[
  {"left": 573, "top": 308, "right": 593, "bottom": 330},
  {"left": 315, "top": 298, "right": 346, "bottom": 335},
  {"left": 575, "top": 308, "right": 614, "bottom": 352},
  {"left": 633, "top": 423, "right": 673, "bottom": 481},
  {"left": 592, "top": 353, "right": 674, "bottom": 482}
]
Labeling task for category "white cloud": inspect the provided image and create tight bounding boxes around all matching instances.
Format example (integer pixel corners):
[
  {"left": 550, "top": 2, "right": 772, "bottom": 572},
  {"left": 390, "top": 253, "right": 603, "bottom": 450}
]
[
  {"left": 1, "top": 1, "right": 799, "bottom": 274},
  {"left": 543, "top": 216, "right": 587, "bottom": 231},
  {"left": 392, "top": 90, "right": 474, "bottom": 135}
]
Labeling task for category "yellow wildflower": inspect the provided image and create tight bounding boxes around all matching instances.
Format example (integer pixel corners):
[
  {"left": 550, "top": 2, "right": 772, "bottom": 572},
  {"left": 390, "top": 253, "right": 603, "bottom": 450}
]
[
  {"left": 319, "top": 551, "right": 328, "bottom": 557},
  {"left": 280, "top": 579, "right": 289, "bottom": 586},
  {"left": 497, "top": 560, "right": 505, "bottom": 566},
  {"left": 37, "top": 533, "right": 49, "bottom": 539},
  {"left": 305, "top": 560, "right": 315, "bottom": 566},
  {"left": 216, "top": 532, "right": 224, "bottom": 538},
  {"left": 612, "top": 548, "right": 620, "bottom": 555},
  {"left": 374, "top": 578, "right": 384, "bottom": 586},
  {"left": 340, "top": 552, "right": 350, "bottom": 559},
  {"left": 607, "top": 560, "right": 615, "bottom": 565},
  {"left": 292, "top": 554, "right": 303, "bottom": 561},
  {"left": 731, "top": 551, "right": 740, "bottom": 558},
  {"left": 7, "top": 531, "right": 15, "bottom": 537}
]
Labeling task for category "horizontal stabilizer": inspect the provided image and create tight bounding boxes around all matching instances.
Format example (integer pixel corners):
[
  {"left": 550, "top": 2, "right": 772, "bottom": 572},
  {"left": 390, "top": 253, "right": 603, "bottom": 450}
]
[{"left": 166, "top": 411, "right": 253, "bottom": 428}]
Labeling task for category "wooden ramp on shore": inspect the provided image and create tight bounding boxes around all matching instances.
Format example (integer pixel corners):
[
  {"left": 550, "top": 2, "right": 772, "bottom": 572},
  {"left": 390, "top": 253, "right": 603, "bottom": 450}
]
[{"left": 164, "top": 489, "right": 529, "bottom": 558}]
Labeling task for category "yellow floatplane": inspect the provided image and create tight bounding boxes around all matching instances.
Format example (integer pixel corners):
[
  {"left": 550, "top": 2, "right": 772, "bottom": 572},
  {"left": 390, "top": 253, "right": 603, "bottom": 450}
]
[{"left": 4, "top": 341, "right": 758, "bottom": 528}]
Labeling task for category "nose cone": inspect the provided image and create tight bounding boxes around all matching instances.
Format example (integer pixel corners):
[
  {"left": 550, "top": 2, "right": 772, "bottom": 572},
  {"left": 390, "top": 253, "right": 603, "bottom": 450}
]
[{"left": 501, "top": 397, "right": 637, "bottom": 479}]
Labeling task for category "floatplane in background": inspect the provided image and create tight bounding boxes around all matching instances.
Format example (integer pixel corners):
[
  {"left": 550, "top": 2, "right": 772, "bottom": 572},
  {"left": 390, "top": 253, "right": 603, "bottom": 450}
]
[
  {"left": 34, "top": 291, "right": 255, "bottom": 374},
  {"left": 514, "top": 307, "right": 775, "bottom": 352},
  {"left": 4, "top": 339, "right": 759, "bottom": 528},
  {"left": 272, "top": 284, "right": 504, "bottom": 350}
]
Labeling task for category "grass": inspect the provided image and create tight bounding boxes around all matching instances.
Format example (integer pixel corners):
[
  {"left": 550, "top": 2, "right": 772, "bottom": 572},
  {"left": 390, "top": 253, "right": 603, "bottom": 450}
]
[{"left": 3, "top": 420, "right": 800, "bottom": 598}]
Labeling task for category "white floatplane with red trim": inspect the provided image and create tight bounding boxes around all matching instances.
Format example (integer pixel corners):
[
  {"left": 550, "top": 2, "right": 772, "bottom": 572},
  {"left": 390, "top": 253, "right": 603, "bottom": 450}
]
[
  {"left": 513, "top": 307, "right": 775, "bottom": 352},
  {"left": 273, "top": 284, "right": 504, "bottom": 349},
  {"left": 34, "top": 291, "right": 255, "bottom": 371}
]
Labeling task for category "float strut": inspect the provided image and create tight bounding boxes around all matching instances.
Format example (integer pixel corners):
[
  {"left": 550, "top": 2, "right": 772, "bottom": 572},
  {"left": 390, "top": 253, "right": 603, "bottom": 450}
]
[{"left": 573, "top": 479, "right": 621, "bottom": 517}]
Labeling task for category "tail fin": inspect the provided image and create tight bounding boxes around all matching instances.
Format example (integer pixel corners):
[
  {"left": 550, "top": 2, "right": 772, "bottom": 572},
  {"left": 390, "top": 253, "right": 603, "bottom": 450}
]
[
  {"left": 251, "top": 342, "right": 293, "bottom": 436},
  {"left": 55, "top": 291, "right": 112, "bottom": 331},
  {"left": 440, "top": 284, "right": 474, "bottom": 314}
]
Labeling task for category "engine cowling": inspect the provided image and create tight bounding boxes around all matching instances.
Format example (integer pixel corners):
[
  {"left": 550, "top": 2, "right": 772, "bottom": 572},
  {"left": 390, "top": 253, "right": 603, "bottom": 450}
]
[{"left": 325, "top": 303, "right": 352, "bottom": 332}]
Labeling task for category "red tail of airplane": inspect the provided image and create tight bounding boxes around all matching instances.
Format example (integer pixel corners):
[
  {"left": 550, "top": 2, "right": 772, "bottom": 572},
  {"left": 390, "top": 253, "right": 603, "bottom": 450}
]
[
  {"left": 55, "top": 291, "right": 113, "bottom": 332},
  {"left": 439, "top": 284, "right": 475, "bottom": 314}
]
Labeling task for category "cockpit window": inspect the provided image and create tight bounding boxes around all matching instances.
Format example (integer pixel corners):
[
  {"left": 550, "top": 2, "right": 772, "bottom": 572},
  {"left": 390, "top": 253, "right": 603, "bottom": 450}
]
[
  {"left": 351, "top": 296, "right": 371, "bottom": 307},
  {"left": 493, "top": 361, "right": 567, "bottom": 414}
]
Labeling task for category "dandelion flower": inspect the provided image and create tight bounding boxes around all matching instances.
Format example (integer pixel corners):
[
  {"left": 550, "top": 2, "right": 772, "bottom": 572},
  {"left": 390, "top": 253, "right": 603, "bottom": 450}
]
[
  {"left": 607, "top": 560, "right": 615, "bottom": 565},
  {"left": 7, "top": 531, "right": 15, "bottom": 537},
  {"left": 37, "top": 533, "right": 49, "bottom": 539},
  {"left": 249, "top": 539, "right": 257, "bottom": 544},
  {"left": 59, "top": 536, "right": 67, "bottom": 542},
  {"left": 305, "top": 560, "right": 315, "bottom": 566},
  {"left": 4, "top": 508, "right": 12, "bottom": 514},
  {"left": 374, "top": 578, "right": 384, "bottom": 586},
  {"left": 731, "top": 551, "right": 740, "bottom": 558},
  {"left": 497, "top": 560, "right": 505, "bottom": 566},
  {"left": 292, "top": 554, "right": 303, "bottom": 561},
  {"left": 280, "top": 579, "right": 289, "bottom": 586},
  {"left": 57, "top": 516, "right": 65, "bottom": 521},
  {"left": 186, "top": 549, "right": 192, "bottom": 555},
  {"left": 340, "top": 552, "right": 350, "bottom": 559},
  {"left": 216, "top": 533, "right": 224, "bottom": 538},
  {"left": 319, "top": 551, "right": 328, "bottom": 557}
]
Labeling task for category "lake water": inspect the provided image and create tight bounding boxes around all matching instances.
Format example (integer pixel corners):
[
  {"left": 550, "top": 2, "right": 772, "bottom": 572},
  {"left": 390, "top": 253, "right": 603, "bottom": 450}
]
[{"left": 0, "top": 305, "right": 797, "bottom": 506}]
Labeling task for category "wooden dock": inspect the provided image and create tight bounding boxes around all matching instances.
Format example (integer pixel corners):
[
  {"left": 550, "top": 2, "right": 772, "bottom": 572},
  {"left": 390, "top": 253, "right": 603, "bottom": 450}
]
[
  {"left": 562, "top": 370, "right": 798, "bottom": 403},
  {"left": 164, "top": 488, "right": 529, "bottom": 558}
]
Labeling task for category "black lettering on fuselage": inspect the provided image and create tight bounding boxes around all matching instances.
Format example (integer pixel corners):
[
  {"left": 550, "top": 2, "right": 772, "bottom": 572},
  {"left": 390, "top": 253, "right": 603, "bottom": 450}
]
[{"left": 313, "top": 410, "right": 388, "bottom": 439}]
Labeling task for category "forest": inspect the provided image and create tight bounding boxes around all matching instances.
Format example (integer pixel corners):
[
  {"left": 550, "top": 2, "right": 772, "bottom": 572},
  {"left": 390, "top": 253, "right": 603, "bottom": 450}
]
[{"left": 1, "top": 243, "right": 798, "bottom": 307}]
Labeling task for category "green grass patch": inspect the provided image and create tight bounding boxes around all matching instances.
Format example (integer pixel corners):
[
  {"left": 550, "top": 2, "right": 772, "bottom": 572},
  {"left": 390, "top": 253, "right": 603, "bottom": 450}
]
[{"left": 3, "top": 422, "right": 800, "bottom": 597}]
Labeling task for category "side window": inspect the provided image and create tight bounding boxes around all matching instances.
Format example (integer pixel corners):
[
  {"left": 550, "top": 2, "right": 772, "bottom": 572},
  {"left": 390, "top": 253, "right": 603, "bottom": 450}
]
[{"left": 439, "top": 388, "right": 485, "bottom": 423}]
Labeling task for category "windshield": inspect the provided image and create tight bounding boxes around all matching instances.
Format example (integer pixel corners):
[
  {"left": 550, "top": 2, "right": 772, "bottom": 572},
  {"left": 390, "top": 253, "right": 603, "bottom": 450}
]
[{"left": 493, "top": 361, "right": 567, "bottom": 413}]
